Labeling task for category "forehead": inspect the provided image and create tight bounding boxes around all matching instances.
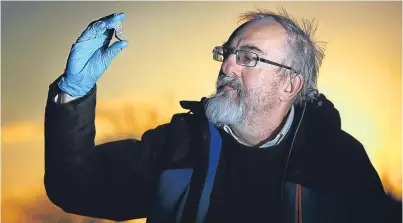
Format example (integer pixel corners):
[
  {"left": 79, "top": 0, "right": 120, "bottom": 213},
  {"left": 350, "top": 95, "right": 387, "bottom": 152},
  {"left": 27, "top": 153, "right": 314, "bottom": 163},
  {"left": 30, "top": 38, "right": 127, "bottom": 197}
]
[{"left": 230, "top": 20, "right": 289, "bottom": 58}]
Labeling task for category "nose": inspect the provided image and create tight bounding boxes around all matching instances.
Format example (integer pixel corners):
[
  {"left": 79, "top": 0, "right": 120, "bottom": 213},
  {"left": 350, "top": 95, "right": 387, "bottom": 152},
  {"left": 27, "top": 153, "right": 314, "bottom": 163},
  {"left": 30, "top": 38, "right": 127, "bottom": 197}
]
[{"left": 222, "top": 53, "right": 243, "bottom": 78}]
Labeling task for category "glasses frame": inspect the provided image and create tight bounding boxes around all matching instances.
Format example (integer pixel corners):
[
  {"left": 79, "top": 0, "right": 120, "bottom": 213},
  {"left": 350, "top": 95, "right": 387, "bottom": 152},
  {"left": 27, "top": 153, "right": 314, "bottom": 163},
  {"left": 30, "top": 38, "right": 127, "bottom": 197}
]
[{"left": 213, "top": 46, "right": 296, "bottom": 73}]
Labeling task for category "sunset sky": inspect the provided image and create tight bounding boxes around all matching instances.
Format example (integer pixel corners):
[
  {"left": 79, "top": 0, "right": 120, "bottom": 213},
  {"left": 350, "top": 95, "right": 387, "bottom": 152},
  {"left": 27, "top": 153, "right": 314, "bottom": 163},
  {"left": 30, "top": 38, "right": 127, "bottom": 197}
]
[{"left": 1, "top": 1, "right": 402, "bottom": 222}]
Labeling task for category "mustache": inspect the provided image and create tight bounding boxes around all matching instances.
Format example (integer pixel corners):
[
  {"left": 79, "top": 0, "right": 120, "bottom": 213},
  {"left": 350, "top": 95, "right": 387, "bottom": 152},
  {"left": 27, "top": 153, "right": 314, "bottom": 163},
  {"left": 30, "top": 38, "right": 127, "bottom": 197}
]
[{"left": 216, "top": 72, "right": 244, "bottom": 92}]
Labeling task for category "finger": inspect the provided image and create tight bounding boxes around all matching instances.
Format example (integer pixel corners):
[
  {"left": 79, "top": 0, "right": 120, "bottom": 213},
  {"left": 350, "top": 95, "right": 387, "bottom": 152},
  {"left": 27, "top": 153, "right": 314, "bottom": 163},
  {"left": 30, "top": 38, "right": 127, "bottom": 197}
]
[
  {"left": 77, "top": 12, "right": 125, "bottom": 43},
  {"left": 87, "top": 12, "right": 119, "bottom": 27},
  {"left": 102, "top": 40, "right": 129, "bottom": 65},
  {"left": 100, "top": 28, "right": 115, "bottom": 51},
  {"left": 86, "top": 12, "right": 125, "bottom": 29},
  {"left": 99, "top": 12, "right": 125, "bottom": 46},
  {"left": 77, "top": 20, "right": 108, "bottom": 43},
  {"left": 105, "top": 12, "right": 126, "bottom": 29}
]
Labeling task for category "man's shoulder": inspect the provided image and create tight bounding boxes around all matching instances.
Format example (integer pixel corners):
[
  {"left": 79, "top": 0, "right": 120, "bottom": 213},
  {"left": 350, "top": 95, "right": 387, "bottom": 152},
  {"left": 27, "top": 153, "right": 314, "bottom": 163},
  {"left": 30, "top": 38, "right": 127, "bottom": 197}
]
[
  {"left": 335, "top": 130, "right": 368, "bottom": 159},
  {"left": 317, "top": 129, "right": 370, "bottom": 168},
  {"left": 328, "top": 129, "right": 379, "bottom": 182}
]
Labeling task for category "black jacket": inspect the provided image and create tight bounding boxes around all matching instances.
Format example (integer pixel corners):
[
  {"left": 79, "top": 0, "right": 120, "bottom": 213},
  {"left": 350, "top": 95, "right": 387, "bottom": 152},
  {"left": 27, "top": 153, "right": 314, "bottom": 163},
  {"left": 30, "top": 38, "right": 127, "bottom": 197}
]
[{"left": 44, "top": 78, "right": 388, "bottom": 222}]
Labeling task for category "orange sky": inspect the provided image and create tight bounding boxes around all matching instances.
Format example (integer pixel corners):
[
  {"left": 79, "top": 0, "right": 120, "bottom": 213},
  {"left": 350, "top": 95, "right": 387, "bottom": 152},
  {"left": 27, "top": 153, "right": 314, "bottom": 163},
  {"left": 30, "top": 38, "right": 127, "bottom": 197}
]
[{"left": 1, "top": 1, "right": 402, "bottom": 222}]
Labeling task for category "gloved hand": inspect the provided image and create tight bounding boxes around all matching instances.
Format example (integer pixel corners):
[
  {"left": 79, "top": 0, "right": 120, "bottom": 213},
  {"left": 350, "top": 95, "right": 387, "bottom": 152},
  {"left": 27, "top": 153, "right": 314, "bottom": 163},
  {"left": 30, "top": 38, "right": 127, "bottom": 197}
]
[{"left": 58, "top": 12, "right": 128, "bottom": 97}]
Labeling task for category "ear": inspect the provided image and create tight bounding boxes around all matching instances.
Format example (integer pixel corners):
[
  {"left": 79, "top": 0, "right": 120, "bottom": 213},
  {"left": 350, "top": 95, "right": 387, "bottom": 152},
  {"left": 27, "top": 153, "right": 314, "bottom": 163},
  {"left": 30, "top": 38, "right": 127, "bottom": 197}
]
[{"left": 280, "top": 73, "right": 303, "bottom": 102}]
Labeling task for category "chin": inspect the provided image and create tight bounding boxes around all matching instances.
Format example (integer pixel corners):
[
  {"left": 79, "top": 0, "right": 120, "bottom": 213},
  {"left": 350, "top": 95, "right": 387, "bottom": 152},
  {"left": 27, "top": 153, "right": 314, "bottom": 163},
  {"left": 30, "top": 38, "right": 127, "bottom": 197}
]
[{"left": 204, "top": 93, "right": 246, "bottom": 126}]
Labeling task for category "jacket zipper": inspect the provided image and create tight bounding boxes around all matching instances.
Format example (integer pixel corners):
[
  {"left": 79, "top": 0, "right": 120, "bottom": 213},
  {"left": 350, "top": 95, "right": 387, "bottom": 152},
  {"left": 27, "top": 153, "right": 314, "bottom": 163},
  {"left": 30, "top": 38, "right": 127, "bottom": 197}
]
[{"left": 279, "top": 102, "right": 306, "bottom": 222}]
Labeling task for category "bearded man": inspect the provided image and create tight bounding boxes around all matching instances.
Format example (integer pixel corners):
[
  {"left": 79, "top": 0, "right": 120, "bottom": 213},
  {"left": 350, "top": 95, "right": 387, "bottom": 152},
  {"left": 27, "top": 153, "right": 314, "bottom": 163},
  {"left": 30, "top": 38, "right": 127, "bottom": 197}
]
[{"left": 44, "top": 10, "right": 387, "bottom": 223}]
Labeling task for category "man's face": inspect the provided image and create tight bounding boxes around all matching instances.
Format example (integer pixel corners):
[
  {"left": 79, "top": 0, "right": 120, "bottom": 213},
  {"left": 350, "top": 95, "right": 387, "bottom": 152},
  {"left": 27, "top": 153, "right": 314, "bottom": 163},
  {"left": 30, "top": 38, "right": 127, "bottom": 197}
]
[{"left": 205, "top": 20, "right": 290, "bottom": 126}]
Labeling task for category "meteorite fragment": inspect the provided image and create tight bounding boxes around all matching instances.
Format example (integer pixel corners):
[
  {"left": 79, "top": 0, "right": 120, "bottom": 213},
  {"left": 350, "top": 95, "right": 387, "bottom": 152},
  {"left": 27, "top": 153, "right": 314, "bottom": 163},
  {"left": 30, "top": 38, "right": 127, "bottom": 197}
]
[{"left": 114, "top": 21, "right": 124, "bottom": 41}]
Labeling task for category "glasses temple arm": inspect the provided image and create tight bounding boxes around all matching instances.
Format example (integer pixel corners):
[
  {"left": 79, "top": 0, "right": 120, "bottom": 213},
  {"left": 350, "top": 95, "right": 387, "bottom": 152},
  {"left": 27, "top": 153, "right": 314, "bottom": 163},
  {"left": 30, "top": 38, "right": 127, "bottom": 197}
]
[{"left": 259, "top": 58, "right": 295, "bottom": 72}]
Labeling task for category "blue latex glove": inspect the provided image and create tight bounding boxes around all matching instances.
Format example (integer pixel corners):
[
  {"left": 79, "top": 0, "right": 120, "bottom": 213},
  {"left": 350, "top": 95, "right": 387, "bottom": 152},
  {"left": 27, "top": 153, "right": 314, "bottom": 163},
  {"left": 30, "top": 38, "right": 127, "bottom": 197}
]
[{"left": 58, "top": 12, "right": 128, "bottom": 97}]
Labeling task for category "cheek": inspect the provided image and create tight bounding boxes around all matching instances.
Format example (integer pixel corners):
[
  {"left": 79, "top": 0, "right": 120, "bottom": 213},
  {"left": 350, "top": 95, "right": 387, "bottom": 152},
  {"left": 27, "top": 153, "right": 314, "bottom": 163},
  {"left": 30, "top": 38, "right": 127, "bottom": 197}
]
[{"left": 242, "top": 69, "right": 264, "bottom": 89}]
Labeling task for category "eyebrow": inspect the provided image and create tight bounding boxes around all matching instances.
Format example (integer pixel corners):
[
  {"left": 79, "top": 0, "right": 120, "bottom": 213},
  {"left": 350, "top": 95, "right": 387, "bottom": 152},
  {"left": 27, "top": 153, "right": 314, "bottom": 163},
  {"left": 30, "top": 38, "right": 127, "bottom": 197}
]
[
  {"left": 239, "top": 44, "right": 264, "bottom": 55},
  {"left": 222, "top": 41, "right": 265, "bottom": 55}
]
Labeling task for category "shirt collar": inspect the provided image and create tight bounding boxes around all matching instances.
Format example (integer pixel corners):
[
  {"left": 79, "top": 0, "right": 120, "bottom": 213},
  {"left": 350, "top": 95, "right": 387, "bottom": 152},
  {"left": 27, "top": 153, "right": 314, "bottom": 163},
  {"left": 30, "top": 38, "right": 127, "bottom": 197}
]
[{"left": 223, "top": 106, "right": 295, "bottom": 148}]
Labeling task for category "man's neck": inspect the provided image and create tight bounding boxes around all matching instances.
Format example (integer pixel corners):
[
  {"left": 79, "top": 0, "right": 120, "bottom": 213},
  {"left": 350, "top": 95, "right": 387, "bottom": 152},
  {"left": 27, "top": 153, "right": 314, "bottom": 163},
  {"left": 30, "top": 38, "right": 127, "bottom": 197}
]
[{"left": 230, "top": 105, "right": 292, "bottom": 147}]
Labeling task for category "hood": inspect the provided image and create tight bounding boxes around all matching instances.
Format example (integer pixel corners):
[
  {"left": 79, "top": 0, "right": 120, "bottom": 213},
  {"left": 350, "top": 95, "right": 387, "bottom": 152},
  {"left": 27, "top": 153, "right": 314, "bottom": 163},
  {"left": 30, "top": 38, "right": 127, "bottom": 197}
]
[
  {"left": 179, "top": 97, "right": 208, "bottom": 116},
  {"left": 301, "top": 94, "right": 342, "bottom": 135}
]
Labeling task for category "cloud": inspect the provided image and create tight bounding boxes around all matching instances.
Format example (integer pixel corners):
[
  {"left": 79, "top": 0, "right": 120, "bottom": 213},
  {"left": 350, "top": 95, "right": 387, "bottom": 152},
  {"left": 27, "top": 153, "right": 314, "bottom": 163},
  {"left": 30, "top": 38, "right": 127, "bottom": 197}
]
[
  {"left": 2, "top": 121, "right": 44, "bottom": 145},
  {"left": 1, "top": 97, "right": 176, "bottom": 146},
  {"left": 94, "top": 99, "right": 172, "bottom": 144}
]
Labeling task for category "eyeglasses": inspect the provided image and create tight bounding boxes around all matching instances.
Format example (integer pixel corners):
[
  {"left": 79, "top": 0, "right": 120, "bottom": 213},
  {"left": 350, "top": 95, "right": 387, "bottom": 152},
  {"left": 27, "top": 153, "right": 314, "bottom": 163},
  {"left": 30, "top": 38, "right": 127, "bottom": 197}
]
[{"left": 212, "top": 46, "right": 296, "bottom": 72}]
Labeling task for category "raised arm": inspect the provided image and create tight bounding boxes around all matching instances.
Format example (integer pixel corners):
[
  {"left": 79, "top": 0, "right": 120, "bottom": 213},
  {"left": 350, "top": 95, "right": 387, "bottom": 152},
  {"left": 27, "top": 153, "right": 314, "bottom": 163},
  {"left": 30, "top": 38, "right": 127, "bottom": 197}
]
[{"left": 44, "top": 12, "right": 168, "bottom": 221}]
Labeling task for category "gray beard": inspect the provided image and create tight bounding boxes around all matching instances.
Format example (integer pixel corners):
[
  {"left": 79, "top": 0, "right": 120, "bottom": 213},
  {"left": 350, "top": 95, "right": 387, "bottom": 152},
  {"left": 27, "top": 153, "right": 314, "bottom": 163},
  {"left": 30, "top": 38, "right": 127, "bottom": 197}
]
[
  {"left": 204, "top": 78, "right": 279, "bottom": 128},
  {"left": 205, "top": 90, "right": 246, "bottom": 127},
  {"left": 204, "top": 73, "right": 280, "bottom": 127},
  {"left": 205, "top": 74, "right": 248, "bottom": 127}
]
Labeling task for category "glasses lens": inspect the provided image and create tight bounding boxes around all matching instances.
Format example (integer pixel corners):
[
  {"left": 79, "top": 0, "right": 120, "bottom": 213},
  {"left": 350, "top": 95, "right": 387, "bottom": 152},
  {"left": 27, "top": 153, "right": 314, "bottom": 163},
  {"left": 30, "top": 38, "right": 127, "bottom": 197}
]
[
  {"left": 237, "top": 51, "right": 258, "bottom": 67},
  {"left": 213, "top": 47, "right": 224, "bottom": 62}
]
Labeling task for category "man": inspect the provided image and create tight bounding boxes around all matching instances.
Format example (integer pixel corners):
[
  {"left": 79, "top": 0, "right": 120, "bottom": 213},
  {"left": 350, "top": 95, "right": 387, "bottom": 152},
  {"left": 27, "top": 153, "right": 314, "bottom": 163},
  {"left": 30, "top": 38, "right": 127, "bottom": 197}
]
[{"left": 44, "top": 10, "right": 387, "bottom": 223}]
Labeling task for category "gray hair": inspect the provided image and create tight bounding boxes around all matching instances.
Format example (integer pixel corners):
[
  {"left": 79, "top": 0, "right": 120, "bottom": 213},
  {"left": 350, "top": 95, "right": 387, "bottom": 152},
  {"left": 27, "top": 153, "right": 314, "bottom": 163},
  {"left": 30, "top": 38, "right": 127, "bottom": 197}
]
[{"left": 238, "top": 7, "right": 326, "bottom": 105}]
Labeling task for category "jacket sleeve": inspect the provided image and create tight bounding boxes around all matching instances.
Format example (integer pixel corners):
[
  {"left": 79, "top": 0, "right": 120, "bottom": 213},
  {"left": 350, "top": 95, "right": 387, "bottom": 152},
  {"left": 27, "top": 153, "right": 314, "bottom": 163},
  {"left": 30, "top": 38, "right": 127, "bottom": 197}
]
[{"left": 44, "top": 78, "right": 171, "bottom": 221}]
